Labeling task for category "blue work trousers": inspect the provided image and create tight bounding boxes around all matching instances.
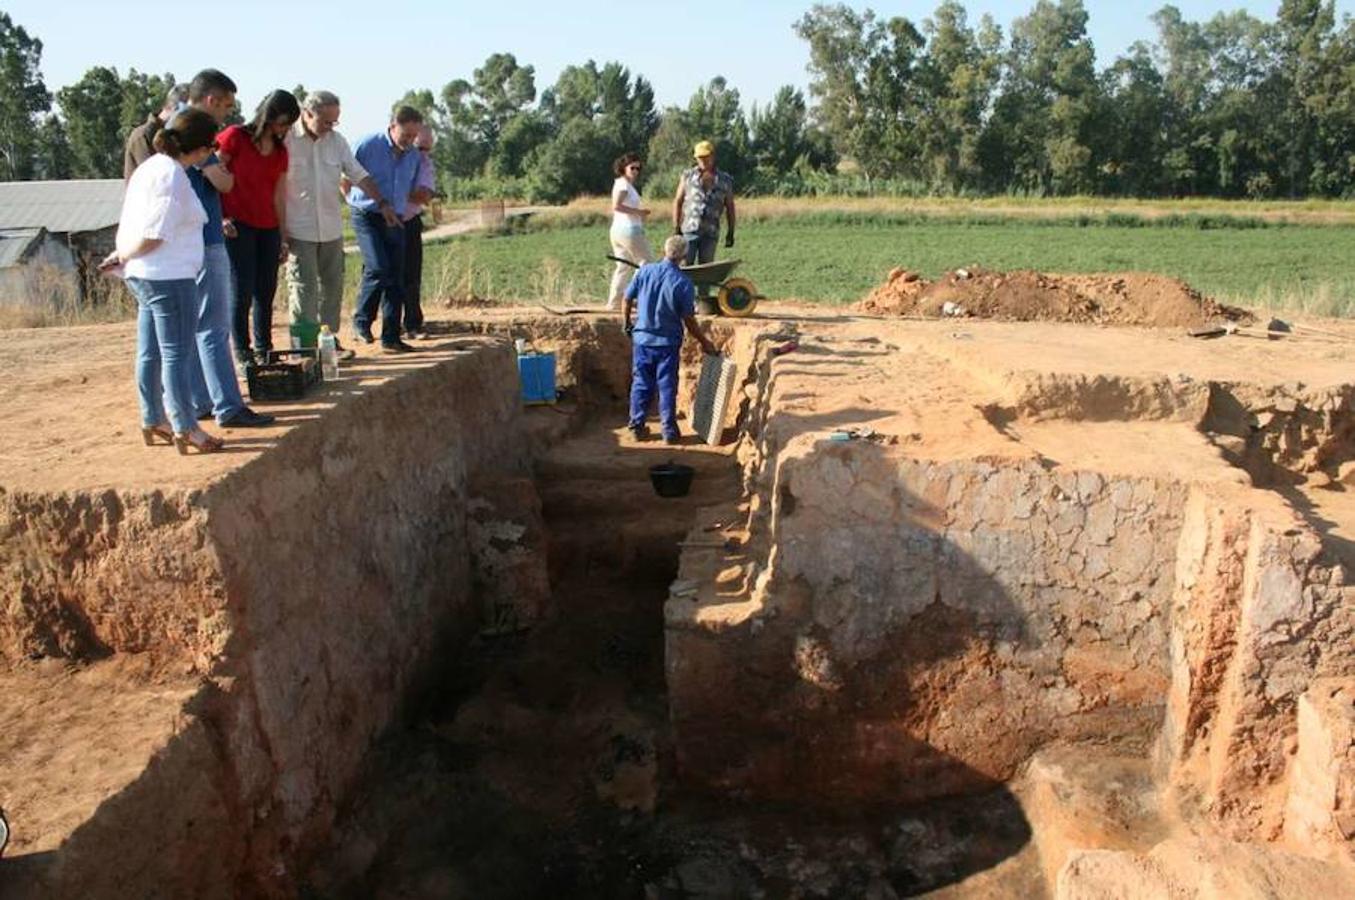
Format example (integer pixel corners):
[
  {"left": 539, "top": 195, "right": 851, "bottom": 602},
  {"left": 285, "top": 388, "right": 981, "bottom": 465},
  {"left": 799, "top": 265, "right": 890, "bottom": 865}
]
[
  {"left": 189, "top": 243, "right": 246, "bottom": 421},
  {"left": 628, "top": 343, "right": 682, "bottom": 438},
  {"left": 351, "top": 209, "right": 405, "bottom": 345}
]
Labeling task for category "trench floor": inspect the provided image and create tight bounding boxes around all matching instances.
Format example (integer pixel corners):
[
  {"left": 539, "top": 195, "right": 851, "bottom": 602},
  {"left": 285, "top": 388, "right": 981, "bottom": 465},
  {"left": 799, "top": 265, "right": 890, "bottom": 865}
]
[
  {"left": 0, "top": 654, "right": 198, "bottom": 863},
  {"left": 303, "top": 415, "right": 1045, "bottom": 899}
]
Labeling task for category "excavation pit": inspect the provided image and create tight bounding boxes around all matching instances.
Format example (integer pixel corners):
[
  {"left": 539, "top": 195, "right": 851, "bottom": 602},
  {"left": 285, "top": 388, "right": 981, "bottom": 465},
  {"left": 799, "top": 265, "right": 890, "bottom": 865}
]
[{"left": 2, "top": 304, "right": 1355, "bottom": 898}]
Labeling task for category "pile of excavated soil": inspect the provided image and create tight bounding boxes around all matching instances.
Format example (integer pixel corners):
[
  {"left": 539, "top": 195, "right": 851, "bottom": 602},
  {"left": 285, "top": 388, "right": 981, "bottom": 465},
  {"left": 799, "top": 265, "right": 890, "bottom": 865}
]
[
  {"left": 859, "top": 267, "right": 1253, "bottom": 328},
  {"left": 858, "top": 267, "right": 931, "bottom": 314}
]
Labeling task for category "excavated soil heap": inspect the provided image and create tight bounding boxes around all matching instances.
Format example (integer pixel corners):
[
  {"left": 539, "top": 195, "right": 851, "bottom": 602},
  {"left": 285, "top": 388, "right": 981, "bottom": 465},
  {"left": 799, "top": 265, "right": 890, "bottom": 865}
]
[{"left": 859, "top": 267, "right": 1252, "bottom": 328}]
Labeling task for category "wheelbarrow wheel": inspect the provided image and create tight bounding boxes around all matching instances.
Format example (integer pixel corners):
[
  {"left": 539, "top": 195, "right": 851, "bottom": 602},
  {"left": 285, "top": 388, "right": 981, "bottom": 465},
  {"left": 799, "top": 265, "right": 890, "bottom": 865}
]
[{"left": 717, "top": 278, "right": 759, "bottom": 318}]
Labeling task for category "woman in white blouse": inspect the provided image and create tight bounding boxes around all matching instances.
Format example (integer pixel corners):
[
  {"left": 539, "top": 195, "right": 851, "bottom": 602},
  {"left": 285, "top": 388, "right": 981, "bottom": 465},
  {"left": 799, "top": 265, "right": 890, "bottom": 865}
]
[
  {"left": 101, "top": 109, "right": 225, "bottom": 454},
  {"left": 606, "top": 153, "right": 651, "bottom": 310}
]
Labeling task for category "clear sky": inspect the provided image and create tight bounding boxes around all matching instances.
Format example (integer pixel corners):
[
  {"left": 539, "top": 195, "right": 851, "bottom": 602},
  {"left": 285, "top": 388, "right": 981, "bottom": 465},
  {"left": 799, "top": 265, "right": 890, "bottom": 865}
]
[{"left": 7, "top": 0, "right": 1355, "bottom": 135}]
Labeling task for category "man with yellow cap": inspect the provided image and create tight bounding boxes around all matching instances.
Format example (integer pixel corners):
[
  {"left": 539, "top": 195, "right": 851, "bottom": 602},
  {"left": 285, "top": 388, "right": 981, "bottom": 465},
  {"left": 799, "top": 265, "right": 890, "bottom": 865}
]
[{"left": 672, "top": 140, "right": 737, "bottom": 284}]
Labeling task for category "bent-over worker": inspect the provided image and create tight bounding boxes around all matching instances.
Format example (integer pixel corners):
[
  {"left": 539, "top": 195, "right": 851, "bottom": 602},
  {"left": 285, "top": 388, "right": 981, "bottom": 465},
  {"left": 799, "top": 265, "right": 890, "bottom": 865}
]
[{"left": 624, "top": 235, "right": 719, "bottom": 445}]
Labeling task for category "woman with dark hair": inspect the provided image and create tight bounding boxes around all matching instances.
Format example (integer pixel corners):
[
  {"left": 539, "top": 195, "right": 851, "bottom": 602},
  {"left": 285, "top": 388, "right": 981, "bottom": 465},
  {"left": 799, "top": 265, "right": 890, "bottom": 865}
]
[
  {"left": 218, "top": 89, "right": 299, "bottom": 363},
  {"left": 100, "top": 108, "right": 225, "bottom": 454},
  {"left": 606, "top": 151, "right": 651, "bottom": 311}
]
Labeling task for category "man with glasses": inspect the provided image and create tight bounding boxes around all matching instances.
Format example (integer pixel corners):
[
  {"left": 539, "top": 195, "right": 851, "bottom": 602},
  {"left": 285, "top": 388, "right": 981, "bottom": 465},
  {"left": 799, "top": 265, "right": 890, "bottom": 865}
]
[
  {"left": 347, "top": 106, "right": 425, "bottom": 354},
  {"left": 283, "top": 90, "right": 397, "bottom": 359}
]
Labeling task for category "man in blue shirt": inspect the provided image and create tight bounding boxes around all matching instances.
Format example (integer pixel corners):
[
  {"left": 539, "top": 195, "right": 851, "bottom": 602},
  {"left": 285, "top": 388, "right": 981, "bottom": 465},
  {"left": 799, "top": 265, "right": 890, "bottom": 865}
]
[
  {"left": 347, "top": 105, "right": 424, "bottom": 353},
  {"left": 183, "top": 68, "right": 273, "bottom": 428},
  {"left": 623, "top": 235, "right": 719, "bottom": 444}
]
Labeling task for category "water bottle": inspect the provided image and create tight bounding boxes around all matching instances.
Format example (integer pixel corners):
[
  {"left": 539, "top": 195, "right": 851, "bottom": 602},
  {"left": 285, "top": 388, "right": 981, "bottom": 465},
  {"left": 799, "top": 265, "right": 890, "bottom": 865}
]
[{"left": 318, "top": 325, "right": 339, "bottom": 381}]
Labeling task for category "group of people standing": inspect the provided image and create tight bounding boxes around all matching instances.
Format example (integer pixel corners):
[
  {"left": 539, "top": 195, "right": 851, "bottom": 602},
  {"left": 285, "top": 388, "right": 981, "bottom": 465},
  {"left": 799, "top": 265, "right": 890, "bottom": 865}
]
[
  {"left": 108, "top": 63, "right": 736, "bottom": 455},
  {"left": 612, "top": 141, "right": 736, "bottom": 445},
  {"left": 111, "top": 68, "right": 438, "bottom": 454},
  {"left": 606, "top": 139, "right": 737, "bottom": 309}
]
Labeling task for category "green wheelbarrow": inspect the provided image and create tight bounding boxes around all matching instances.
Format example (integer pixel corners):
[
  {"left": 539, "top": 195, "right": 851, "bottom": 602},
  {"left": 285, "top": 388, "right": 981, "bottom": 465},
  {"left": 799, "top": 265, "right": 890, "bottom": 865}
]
[{"left": 607, "top": 255, "right": 763, "bottom": 317}]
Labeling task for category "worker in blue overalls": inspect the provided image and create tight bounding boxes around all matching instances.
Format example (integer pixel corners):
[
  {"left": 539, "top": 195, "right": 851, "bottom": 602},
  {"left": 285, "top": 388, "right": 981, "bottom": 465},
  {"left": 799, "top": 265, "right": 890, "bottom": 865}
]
[{"left": 623, "top": 234, "right": 719, "bottom": 445}]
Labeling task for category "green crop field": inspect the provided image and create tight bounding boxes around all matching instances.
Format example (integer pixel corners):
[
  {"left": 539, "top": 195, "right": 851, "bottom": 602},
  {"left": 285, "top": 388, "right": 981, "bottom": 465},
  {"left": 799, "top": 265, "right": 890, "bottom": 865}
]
[{"left": 379, "top": 209, "right": 1355, "bottom": 318}]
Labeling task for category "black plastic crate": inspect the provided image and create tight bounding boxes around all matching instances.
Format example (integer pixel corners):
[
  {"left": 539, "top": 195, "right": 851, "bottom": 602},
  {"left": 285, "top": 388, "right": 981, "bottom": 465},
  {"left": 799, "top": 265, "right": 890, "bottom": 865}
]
[{"left": 246, "top": 349, "right": 322, "bottom": 402}]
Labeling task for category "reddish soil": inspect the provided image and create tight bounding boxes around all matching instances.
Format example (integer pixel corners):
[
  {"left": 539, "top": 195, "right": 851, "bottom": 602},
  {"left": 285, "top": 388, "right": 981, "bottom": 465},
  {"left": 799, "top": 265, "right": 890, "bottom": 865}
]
[
  {"left": 5, "top": 305, "right": 1355, "bottom": 898},
  {"left": 859, "top": 267, "right": 1252, "bottom": 328}
]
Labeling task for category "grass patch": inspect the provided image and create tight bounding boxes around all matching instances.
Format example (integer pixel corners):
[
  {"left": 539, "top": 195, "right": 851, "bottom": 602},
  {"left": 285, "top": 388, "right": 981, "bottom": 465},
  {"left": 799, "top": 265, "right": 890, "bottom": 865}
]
[
  {"left": 0, "top": 265, "right": 137, "bottom": 329},
  {"left": 408, "top": 215, "right": 1355, "bottom": 317},
  {"left": 563, "top": 194, "right": 1355, "bottom": 227}
]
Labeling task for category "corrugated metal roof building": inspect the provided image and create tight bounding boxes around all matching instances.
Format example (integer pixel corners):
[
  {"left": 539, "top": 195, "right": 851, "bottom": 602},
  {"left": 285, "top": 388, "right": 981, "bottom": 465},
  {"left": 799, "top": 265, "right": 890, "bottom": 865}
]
[
  {"left": 0, "top": 180, "right": 125, "bottom": 234},
  {"left": 0, "top": 181, "right": 124, "bottom": 310},
  {"left": 0, "top": 228, "right": 45, "bottom": 269},
  {"left": 0, "top": 226, "right": 80, "bottom": 308}
]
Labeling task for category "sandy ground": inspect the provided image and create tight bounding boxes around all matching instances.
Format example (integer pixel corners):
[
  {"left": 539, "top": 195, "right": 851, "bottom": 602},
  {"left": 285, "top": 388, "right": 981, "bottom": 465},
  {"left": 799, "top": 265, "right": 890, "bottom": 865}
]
[
  {"left": 3, "top": 302, "right": 1352, "bottom": 493},
  {"left": 0, "top": 655, "right": 199, "bottom": 858},
  {"left": 3, "top": 301, "right": 1354, "bottom": 893},
  {"left": 0, "top": 324, "right": 503, "bottom": 494}
]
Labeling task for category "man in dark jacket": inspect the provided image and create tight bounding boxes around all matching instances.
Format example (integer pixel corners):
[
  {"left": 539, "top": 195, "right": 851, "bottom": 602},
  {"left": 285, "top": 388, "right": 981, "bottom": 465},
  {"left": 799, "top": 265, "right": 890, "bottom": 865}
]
[{"left": 122, "top": 83, "right": 189, "bottom": 179}]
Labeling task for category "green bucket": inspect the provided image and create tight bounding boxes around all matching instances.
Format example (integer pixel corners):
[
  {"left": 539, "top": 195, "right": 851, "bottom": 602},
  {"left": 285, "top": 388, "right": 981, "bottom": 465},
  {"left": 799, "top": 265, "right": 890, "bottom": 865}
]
[{"left": 289, "top": 318, "right": 320, "bottom": 349}]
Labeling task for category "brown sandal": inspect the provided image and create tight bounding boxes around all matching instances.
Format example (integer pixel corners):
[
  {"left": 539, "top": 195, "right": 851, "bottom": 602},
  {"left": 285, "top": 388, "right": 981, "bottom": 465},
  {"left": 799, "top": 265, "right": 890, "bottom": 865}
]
[
  {"left": 174, "top": 430, "right": 225, "bottom": 455},
  {"left": 141, "top": 423, "right": 175, "bottom": 446}
]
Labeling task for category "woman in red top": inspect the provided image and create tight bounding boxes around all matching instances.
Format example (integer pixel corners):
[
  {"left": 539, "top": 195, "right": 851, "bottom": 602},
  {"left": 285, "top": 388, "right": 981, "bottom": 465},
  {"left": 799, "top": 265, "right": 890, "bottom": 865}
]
[{"left": 218, "top": 90, "right": 299, "bottom": 362}]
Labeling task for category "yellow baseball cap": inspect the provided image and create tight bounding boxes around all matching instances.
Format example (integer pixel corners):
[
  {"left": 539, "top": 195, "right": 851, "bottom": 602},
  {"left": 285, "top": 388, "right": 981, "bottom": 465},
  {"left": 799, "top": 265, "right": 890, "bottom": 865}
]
[{"left": 693, "top": 140, "right": 715, "bottom": 158}]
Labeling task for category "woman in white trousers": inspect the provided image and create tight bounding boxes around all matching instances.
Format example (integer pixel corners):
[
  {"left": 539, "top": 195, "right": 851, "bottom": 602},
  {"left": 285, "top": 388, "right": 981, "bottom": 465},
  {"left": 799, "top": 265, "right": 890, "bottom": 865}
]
[{"left": 607, "top": 153, "right": 652, "bottom": 310}]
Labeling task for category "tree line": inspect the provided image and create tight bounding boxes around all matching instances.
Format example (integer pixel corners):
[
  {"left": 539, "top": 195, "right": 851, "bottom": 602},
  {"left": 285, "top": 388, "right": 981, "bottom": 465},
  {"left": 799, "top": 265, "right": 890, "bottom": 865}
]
[{"left": 3, "top": 1, "right": 1355, "bottom": 201}]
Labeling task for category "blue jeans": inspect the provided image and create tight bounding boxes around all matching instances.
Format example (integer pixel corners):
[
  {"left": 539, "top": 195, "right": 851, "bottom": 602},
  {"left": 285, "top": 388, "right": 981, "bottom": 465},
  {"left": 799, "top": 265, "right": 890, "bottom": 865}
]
[
  {"left": 629, "top": 343, "right": 681, "bottom": 438},
  {"left": 226, "top": 223, "right": 282, "bottom": 355},
  {"left": 351, "top": 209, "right": 405, "bottom": 345},
  {"left": 129, "top": 276, "right": 199, "bottom": 434},
  {"left": 682, "top": 232, "right": 717, "bottom": 266},
  {"left": 683, "top": 232, "right": 717, "bottom": 297},
  {"left": 189, "top": 243, "right": 246, "bottom": 421}
]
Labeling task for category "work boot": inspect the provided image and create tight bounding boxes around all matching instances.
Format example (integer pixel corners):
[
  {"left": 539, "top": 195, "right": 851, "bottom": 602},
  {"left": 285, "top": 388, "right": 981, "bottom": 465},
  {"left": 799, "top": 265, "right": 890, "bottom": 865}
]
[{"left": 629, "top": 424, "right": 649, "bottom": 441}]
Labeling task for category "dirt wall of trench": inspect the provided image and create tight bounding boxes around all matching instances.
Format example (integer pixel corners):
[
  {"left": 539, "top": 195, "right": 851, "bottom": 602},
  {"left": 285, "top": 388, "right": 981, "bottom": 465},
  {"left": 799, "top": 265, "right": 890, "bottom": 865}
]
[
  {"left": 670, "top": 440, "right": 1187, "bottom": 807},
  {"left": 668, "top": 351, "right": 1355, "bottom": 846},
  {"left": 439, "top": 314, "right": 767, "bottom": 432},
  {"left": 1159, "top": 486, "right": 1355, "bottom": 842},
  {"left": 0, "top": 487, "right": 224, "bottom": 663},
  {"left": 6, "top": 343, "right": 547, "bottom": 899}
]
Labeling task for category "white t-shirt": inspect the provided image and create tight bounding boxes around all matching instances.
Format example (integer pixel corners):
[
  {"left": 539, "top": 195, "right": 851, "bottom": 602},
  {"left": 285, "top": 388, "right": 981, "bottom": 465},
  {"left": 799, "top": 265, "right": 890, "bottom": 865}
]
[
  {"left": 117, "top": 154, "right": 207, "bottom": 280},
  {"left": 611, "top": 176, "right": 642, "bottom": 231}
]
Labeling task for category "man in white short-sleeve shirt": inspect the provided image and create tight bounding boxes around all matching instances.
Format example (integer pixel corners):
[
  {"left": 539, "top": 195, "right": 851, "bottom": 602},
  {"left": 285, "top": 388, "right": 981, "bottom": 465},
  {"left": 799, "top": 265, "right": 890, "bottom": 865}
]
[{"left": 283, "top": 90, "right": 397, "bottom": 357}]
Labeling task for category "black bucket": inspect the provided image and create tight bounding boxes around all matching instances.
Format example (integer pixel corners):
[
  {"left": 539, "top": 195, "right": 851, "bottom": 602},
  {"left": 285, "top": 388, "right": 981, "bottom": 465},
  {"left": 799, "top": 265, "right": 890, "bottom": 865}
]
[{"left": 649, "top": 462, "right": 695, "bottom": 498}]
